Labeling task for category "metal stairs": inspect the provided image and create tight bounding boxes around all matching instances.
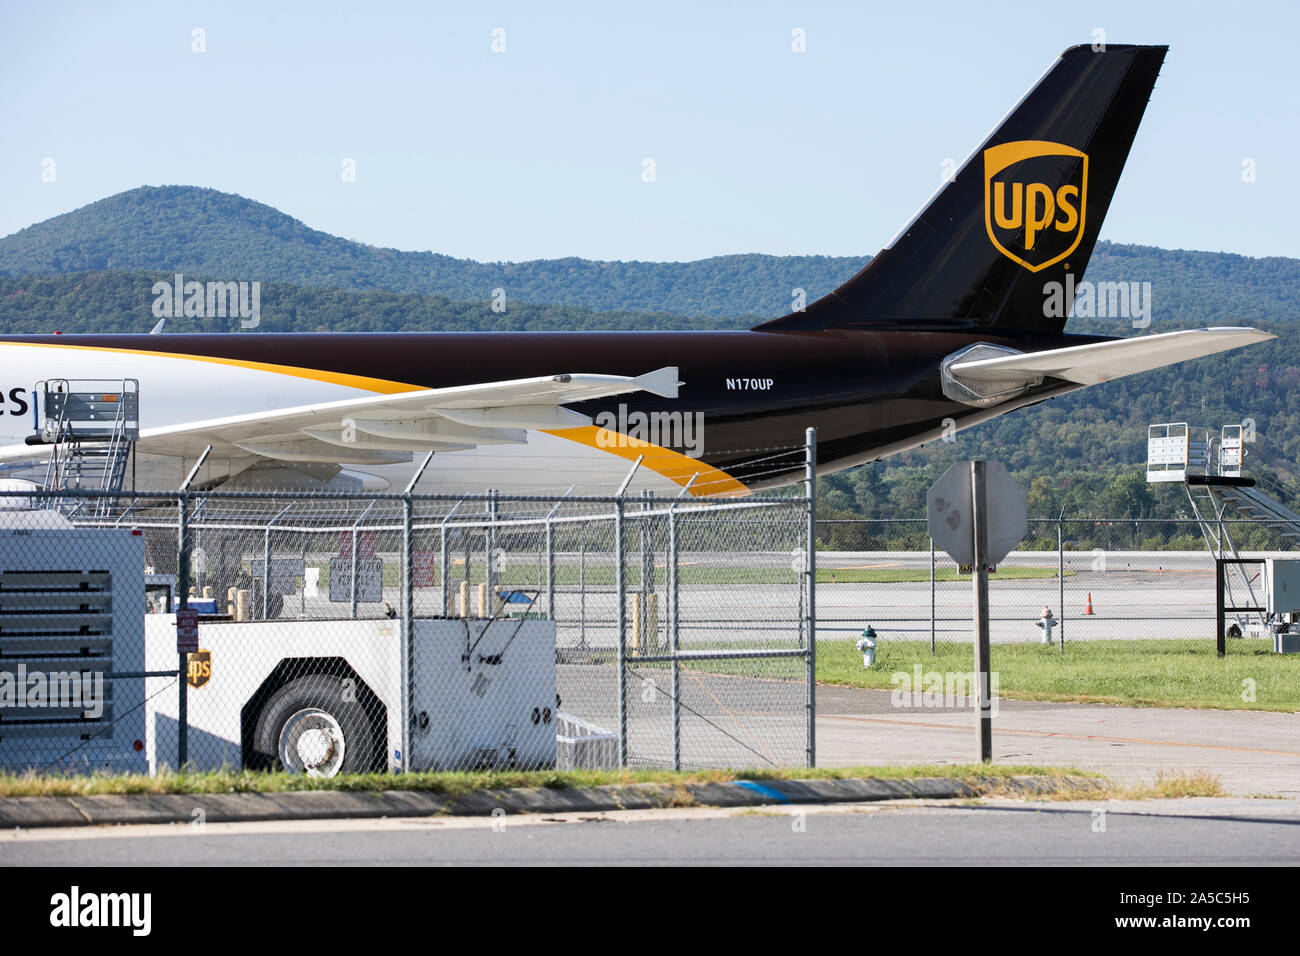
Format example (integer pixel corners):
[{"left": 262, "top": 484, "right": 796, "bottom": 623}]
[
  {"left": 1213, "top": 484, "right": 1300, "bottom": 542},
  {"left": 1183, "top": 481, "right": 1265, "bottom": 628},
  {"left": 38, "top": 379, "right": 139, "bottom": 515},
  {"left": 1169, "top": 424, "right": 1300, "bottom": 630}
]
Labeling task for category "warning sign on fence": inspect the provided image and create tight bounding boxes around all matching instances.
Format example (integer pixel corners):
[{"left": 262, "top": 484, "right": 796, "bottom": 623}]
[{"left": 176, "top": 607, "right": 199, "bottom": 653}]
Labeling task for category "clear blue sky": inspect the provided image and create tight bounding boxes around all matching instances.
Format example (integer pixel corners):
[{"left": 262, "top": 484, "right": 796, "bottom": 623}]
[{"left": 2, "top": 0, "right": 1296, "bottom": 263}]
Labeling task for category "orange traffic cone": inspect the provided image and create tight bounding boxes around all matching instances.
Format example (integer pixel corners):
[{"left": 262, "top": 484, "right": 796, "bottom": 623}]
[{"left": 1084, "top": 592, "right": 1095, "bottom": 615}]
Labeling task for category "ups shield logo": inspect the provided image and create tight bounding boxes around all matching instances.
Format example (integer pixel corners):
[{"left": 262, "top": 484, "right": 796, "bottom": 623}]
[
  {"left": 984, "top": 140, "right": 1088, "bottom": 272},
  {"left": 186, "top": 649, "right": 211, "bottom": 689}
]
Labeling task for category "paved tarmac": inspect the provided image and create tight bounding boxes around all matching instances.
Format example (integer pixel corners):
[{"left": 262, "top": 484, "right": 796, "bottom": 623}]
[
  {"left": 550, "top": 667, "right": 1300, "bottom": 794},
  {"left": 816, "top": 685, "right": 1300, "bottom": 796},
  {"left": 3, "top": 797, "right": 1295, "bottom": 866}
]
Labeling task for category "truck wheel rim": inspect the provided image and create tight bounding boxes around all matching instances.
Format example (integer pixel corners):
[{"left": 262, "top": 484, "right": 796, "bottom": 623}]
[{"left": 279, "top": 708, "right": 346, "bottom": 777}]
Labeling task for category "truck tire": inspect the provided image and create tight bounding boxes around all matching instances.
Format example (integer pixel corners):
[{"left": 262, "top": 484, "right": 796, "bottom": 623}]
[{"left": 250, "top": 675, "right": 375, "bottom": 776}]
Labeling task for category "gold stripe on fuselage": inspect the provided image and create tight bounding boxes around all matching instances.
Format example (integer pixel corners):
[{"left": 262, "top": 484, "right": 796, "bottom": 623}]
[{"left": 542, "top": 426, "right": 748, "bottom": 497}]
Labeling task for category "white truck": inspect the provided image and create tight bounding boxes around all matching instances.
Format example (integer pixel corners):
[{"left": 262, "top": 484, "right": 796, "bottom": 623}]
[{"left": 143, "top": 616, "right": 559, "bottom": 775}]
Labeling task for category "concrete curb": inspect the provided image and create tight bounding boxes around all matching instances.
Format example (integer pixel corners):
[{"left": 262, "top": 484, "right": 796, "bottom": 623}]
[{"left": 0, "top": 774, "right": 1103, "bottom": 830}]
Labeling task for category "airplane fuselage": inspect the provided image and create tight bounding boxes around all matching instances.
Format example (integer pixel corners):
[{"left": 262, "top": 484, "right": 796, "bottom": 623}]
[{"left": 0, "top": 328, "right": 1105, "bottom": 495}]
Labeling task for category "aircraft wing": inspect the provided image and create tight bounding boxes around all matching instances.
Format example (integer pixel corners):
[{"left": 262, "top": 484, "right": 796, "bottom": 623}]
[
  {"left": 947, "top": 328, "right": 1275, "bottom": 388},
  {"left": 0, "top": 366, "right": 681, "bottom": 467}
]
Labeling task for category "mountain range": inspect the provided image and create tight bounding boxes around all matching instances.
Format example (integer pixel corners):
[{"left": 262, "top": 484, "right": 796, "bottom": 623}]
[
  {"left": 4, "top": 186, "right": 1300, "bottom": 324},
  {"left": 2, "top": 185, "right": 1297, "bottom": 526}
]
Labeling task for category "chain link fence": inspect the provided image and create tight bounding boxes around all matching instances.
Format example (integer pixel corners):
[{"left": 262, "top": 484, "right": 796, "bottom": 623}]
[
  {"left": 816, "top": 517, "right": 1297, "bottom": 651},
  {"left": 9, "top": 471, "right": 1291, "bottom": 778},
  {"left": 0, "top": 480, "right": 814, "bottom": 776}
]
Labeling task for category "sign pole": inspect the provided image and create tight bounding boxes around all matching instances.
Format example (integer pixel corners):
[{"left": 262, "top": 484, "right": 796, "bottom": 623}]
[
  {"left": 970, "top": 461, "right": 992, "bottom": 763},
  {"left": 929, "top": 458, "right": 1020, "bottom": 766}
]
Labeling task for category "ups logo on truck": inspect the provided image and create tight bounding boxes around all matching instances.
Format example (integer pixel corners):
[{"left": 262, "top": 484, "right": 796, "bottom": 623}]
[
  {"left": 186, "top": 650, "right": 211, "bottom": 689},
  {"left": 984, "top": 140, "right": 1088, "bottom": 272}
]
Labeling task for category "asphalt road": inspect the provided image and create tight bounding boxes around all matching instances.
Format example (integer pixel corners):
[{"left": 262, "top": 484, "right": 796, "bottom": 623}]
[{"left": 3, "top": 798, "right": 1296, "bottom": 866}]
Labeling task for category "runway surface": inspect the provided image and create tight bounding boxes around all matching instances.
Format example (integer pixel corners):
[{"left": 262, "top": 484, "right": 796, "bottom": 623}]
[{"left": 236, "top": 548, "right": 1274, "bottom": 646}]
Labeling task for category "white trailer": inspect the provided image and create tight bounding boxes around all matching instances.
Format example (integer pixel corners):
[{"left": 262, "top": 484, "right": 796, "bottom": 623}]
[
  {"left": 0, "top": 528, "right": 149, "bottom": 774},
  {"left": 144, "top": 616, "right": 559, "bottom": 775}
]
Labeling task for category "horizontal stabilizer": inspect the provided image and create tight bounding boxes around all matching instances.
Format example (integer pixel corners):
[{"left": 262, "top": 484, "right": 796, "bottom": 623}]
[
  {"left": 947, "top": 327, "right": 1275, "bottom": 388},
  {"left": 631, "top": 366, "right": 681, "bottom": 399}
]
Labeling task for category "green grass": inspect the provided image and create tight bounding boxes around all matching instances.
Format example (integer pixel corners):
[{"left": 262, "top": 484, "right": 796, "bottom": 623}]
[
  {"left": 1117, "top": 770, "right": 1226, "bottom": 800},
  {"left": 1, "top": 764, "right": 1229, "bottom": 802},
  {"left": 0, "top": 763, "right": 1091, "bottom": 798},
  {"left": 817, "top": 637, "right": 1300, "bottom": 711}
]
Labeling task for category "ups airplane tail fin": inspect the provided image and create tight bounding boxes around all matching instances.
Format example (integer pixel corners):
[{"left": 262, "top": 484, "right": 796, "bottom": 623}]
[{"left": 755, "top": 44, "right": 1168, "bottom": 333}]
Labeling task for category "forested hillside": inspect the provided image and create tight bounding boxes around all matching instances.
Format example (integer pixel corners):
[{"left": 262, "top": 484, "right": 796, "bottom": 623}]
[
  {"left": 4, "top": 186, "right": 1300, "bottom": 323},
  {"left": 3, "top": 186, "right": 1297, "bottom": 534},
  {"left": 0, "top": 187, "right": 857, "bottom": 319},
  {"left": 0, "top": 271, "right": 738, "bottom": 334}
]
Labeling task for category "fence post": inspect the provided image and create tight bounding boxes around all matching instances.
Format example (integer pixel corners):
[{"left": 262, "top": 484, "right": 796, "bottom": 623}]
[
  {"left": 1058, "top": 516, "right": 1065, "bottom": 651},
  {"left": 545, "top": 518, "right": 555, "bottom": 621},
  {"left": 805, "top": 426, "right": 817, "bottom": 768},
  {"left": 640, "top": 489, "right": 655, "bottom": 651},
  {"left": 350, "top": 517, "right": 360, "bottom": 620},
  {"left": 400, "top": 492, "right": 414, "bottom": 771},
  {"left": 615, "top": 498, "right": 627, "bottom": 767},
  {"left": 440, "top": 523, "right": 449, "bottom": 616},
  {"left": 668, "top": 498, "right": 680, "bottom": 771},
  {"left": 1216, "top": 558, "right": 1226, "bottom": 658},
  {"left": 176, "top": 491, "right": 189, "bottom": 769},
  {"left": 262, "top": 525, "right": 271, "bottom": 620},
  {"left": 930, "top": 536, "right": 936, "bottom": 655},
  {"left": 483, "top": 494, "right": 491, "bottom": 598},
  {"left": 579, "top": 525, "right": 587, "bottom": 650}
]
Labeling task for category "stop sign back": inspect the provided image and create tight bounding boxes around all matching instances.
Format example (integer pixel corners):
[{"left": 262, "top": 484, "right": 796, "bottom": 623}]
[{"left": 927, "top": 461, "right": 1026, "bottom": 566}]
